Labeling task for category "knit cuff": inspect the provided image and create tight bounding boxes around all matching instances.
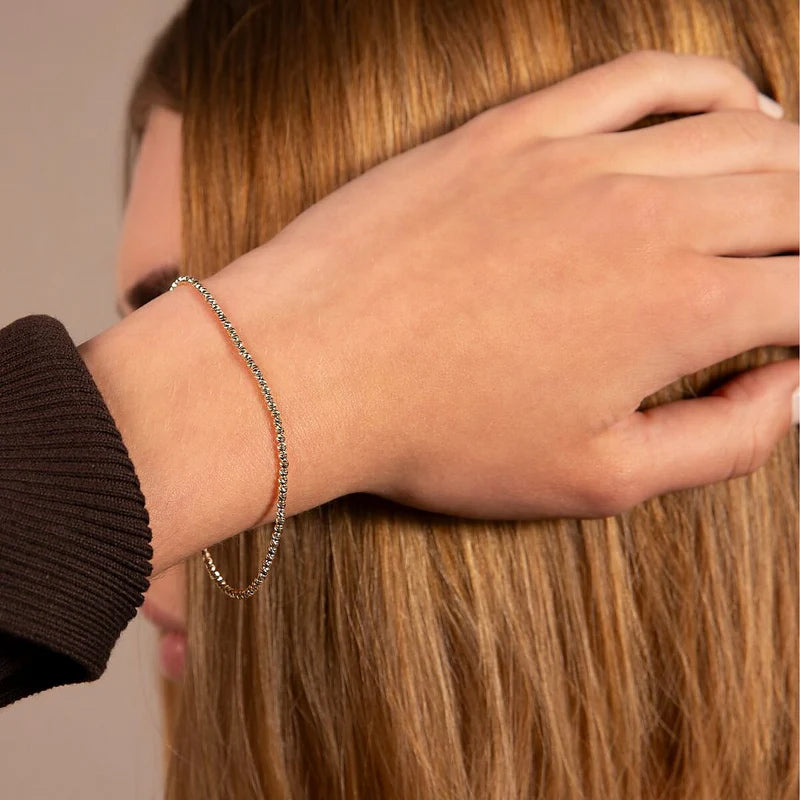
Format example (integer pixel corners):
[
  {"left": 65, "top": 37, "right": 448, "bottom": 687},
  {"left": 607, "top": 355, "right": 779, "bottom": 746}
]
[{"left": 0, "top": 314, "right": 153, "bottom": 706}]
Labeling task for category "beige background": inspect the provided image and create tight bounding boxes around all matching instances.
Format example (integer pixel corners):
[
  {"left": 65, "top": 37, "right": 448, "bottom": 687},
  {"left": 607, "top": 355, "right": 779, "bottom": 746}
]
[{"left": 0, "top": 2, "right": 184, "bottom": 797}]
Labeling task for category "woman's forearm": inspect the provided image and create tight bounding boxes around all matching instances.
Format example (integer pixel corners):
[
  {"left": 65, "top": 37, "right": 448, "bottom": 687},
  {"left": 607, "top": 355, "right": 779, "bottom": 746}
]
[{"left": 76, "top": 267, "right": 362, "bottom": 577}]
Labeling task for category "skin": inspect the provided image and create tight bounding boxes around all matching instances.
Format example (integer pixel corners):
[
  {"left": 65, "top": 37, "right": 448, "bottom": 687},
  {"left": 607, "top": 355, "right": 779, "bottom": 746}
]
[{"left": 84, "top": 51, "right": 799, "bottom": 681}]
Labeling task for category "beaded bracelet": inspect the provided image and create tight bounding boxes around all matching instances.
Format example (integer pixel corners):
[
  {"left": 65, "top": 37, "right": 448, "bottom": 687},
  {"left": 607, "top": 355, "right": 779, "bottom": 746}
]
[{"left": 169, "top": 275, "right": 287, "bottom": 599}]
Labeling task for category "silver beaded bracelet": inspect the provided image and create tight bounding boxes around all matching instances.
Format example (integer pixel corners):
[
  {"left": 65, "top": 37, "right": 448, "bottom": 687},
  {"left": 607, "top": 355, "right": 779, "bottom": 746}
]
[{"left": 168, "top": 275, "right": 288, "bottom": 599}]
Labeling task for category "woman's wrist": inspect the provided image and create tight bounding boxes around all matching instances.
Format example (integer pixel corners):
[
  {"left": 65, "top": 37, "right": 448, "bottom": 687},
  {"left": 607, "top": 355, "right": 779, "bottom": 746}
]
[{"left": 76, "top": 262, "right": 370, "bottom": 576}]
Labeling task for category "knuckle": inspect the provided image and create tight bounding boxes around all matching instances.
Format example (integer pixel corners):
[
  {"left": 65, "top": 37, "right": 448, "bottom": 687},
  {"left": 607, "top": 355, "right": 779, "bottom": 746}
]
[
  {"left": 618, "top": 49, "right": 666, "bottom": 73},
  {"left": 590, "top": 172, "right": 662, "bottom": 225},
  {"left": 742, "top": 417, "right": 775, "bottom": 475},
  {"left": 531, "top": 136, "right": 598, "bottom": 178},
  {"left": 675, "top": 255, "right": 729, "bottom": 327},
  {"left": 620, "top": 49, "right": 669, "bottom": 86},
  {"left": 783, "top": 121, "right": 800, "bottom": 169},
  {"left": 457, "top": 102, "right": 534, "bottom": 157},
  {"left": 729, "top": 108, "right": 772, "bottom": 145},
  {"left": 729, "top": 425, "right": 763, "bottom": 478},
  {"left": 674, "top": 110, "right": 785, "bottom": 167},
  {"left": 578, "top": 437, "right": 640, "bottom": 517},
  {"left": 456, "top": 108, "right": 503, "bottom": 152},
  {"left": 752, "top": 172, "right": 797, "bottom": 226},
  {"left": 702, "top": 53, "right": 749, "bottom": 84},
  {"left": 705, "top": 57, "right": 761, "bottom": 105},
  {"left": 710, "top": 109, "right": 790, "bottom": 163},
  {"left": 717, "top": 382, "right": 776, "bottom": 479}
]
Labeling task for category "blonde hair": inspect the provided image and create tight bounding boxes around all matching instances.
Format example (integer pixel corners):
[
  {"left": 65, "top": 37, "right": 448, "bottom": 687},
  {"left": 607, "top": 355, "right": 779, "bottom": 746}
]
[{"left": 126, "top": 1, "right": 799, "bottom": 797}]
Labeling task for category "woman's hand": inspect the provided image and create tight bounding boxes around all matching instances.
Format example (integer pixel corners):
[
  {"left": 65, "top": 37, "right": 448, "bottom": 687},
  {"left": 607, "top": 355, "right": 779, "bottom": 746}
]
[
  {"left": 82, "top": 50, "right": 797, "bottom": 574},
  {"left": 216, "top": 49, "right": 798, "bottom": 523}
]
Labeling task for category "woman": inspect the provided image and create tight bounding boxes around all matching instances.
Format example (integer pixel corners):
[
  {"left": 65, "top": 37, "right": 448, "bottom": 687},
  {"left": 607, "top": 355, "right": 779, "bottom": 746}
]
[
  {"left": 111, "top": 0, "right": 797, "bottom": 797},
  {"left": 2, "top": 26, "right": 789, "bottom": 714}
]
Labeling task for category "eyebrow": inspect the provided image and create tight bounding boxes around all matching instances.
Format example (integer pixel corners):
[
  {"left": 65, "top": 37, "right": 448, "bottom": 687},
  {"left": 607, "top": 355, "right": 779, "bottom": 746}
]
[{"left": 117, "top": 264, "right": 181, "bottom": 318}]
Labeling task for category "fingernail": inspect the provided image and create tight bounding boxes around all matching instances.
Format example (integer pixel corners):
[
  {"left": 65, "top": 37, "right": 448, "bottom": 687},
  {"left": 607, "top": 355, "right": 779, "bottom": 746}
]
[
  {"left": 757, "top": 92, "right": 784, "bottom": 119},
  {"left": 792, "top": 385, "right": 800, "bottom": 426}
]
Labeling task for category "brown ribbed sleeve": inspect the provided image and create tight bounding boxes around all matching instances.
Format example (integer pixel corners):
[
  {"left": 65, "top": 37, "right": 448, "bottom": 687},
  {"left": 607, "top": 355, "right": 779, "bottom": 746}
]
[{"left": 0, "top": 314, "right": 153, "bottom": 707}]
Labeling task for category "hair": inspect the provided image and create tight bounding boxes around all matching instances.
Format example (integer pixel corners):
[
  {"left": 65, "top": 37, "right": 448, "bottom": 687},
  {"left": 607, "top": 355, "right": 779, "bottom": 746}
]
[{"left": 125, "top": 1, "right": 798, "bottom": 797}]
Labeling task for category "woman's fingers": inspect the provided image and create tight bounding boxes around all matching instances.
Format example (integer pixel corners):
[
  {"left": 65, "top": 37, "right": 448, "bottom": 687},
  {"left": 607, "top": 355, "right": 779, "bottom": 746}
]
[
  {"left": 487, "top": 50, "right": 777, "bottom": 139},
  {"left": 602, "top": 358, "right": 799, "bottom": 512},
  {"left": 713, "top": 254, "right": 799, "bottom": 349},
  {"left": 664, "top": 171, "right": 798, "bottom": 256},
  {"left": 646, "top": 254, "right": 798, "bottom": 392},
  {"left": 598, "top": 110, "right": 798, "bottom": 177}
]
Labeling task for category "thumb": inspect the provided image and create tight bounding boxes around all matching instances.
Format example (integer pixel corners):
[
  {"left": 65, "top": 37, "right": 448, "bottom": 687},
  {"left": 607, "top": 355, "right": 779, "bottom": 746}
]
[{"left": 613, "top": 358, "right": 798, "bottom": 505}]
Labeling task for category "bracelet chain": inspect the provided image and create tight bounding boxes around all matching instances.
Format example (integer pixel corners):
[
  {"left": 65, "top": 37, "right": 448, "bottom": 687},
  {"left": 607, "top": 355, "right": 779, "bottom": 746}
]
[{"left": 169, "top": 275, "right": 287, "bottom": 599}]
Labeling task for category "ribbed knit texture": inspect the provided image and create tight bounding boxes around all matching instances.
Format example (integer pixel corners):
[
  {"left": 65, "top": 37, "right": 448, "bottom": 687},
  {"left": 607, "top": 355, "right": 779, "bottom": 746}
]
[{"left": 0, "top": 314, "right": 153, "bottom": 707}]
